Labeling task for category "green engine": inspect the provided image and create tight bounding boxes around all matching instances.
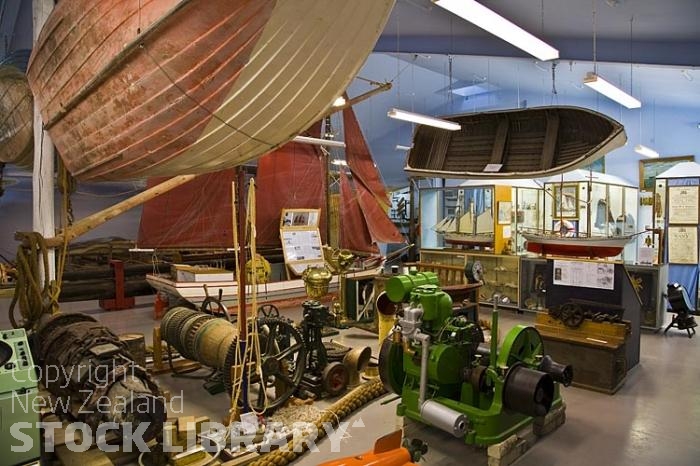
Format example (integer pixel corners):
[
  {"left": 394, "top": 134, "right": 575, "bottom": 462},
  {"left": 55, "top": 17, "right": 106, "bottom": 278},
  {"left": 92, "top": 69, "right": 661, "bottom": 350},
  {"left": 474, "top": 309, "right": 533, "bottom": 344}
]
[{"left": 379, "top": 270, "right": 572, "bottom": 446}]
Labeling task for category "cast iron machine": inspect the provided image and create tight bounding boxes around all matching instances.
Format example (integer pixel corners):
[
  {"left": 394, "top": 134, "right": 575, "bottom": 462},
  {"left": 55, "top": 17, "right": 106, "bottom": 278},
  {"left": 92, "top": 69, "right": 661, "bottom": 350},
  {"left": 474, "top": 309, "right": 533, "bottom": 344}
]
[
  {"left": 299, "top": 300, "right": 350, "bottom": 397},
  {"left": 379, "top": 270, "right": 572, "bottom": 446}
]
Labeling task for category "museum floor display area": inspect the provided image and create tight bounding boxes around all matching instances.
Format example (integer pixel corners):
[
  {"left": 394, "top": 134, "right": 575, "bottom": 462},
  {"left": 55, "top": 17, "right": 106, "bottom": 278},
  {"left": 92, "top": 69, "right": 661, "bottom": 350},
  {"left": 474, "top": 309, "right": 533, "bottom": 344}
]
[{"left": 1, "top": 1, "right": 700, "bottom": 466}]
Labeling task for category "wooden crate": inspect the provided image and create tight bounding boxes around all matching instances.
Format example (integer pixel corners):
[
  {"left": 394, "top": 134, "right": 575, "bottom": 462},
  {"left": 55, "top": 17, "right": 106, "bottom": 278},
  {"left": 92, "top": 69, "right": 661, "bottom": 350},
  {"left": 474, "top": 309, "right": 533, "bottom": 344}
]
[{"left": 535, "top": 313, "right": 628, "bottom": 394}]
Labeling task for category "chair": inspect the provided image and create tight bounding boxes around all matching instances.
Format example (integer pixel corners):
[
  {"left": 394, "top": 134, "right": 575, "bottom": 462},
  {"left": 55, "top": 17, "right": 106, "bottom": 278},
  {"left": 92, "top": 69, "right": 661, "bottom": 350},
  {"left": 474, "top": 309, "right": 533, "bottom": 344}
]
[{"left": 664, "top": 283, "right": 698, "bottom": 338}]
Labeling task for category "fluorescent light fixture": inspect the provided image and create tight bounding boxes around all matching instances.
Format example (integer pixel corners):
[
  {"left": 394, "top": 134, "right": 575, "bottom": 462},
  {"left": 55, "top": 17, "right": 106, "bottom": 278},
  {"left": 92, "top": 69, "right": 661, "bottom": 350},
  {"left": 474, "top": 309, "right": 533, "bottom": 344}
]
[
  {"left": 583, "top": 72, "right": 642, "bottom": 109},
  {"left": 128, "top": 248, "right": 155, "bottom": 252},
  {"left": 395, "top": 144, "right": 413, "bottom": 151},
  {"left": 332, "top": 96, "right": 346, "bottom": 107},
  {"left": 387, "top": 108, "right": 461, "bottom": 131},
  {"left": 483, "top": 163, "right": 503, "bottom": 172},
  {"left": 293, "top": 135, "right": 346, "bottom": 148},
  {"left": 634, "top": 144, "right": 659, "bottom": 158},
  {"left": 433, "top": 0, "right": 559, "bottom": 61},
  {"left": 331, "top": 159, "right": 348, "bottom": 166}
]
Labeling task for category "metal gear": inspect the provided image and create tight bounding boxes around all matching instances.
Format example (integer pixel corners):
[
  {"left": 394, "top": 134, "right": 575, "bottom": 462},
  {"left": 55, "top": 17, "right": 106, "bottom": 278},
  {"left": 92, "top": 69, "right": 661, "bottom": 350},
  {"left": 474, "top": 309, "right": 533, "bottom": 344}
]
[
  {"left": 560, "top": 303, "right": 585, "bottom": 328},
  {"left": 225, "top": 317, "right": 306, "bottom": 412},
  {"left": 257, "top": 304, "right": 280, "bottom": 318}
]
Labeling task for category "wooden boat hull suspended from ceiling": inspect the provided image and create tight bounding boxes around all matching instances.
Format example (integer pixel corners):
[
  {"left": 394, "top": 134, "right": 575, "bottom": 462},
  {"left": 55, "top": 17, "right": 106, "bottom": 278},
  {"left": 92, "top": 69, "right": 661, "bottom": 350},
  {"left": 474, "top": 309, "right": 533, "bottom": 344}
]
[
  {"left": 405, "top": 106, "right": 626, "bottom": 179},
  {"left": 0, "top": 65, "right": 33, "bottom": 170},
  {"left": 27, "top": 0, "right": 395, "bottom": 181}
]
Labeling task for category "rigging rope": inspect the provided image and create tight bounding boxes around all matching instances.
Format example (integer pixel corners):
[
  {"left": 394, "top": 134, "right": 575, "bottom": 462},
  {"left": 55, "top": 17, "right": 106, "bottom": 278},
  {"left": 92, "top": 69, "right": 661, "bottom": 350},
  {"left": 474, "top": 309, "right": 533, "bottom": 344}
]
[{"left": 229, "top": 178, "right": 268, "bottom": 421}]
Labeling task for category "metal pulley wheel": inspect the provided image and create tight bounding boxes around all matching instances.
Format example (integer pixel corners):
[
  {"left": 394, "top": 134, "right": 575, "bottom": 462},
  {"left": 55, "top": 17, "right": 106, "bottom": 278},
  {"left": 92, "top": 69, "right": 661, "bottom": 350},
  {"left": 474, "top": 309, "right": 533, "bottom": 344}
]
[
  {"left": 322, "top": 361, "right": 349, "bottom": 396},
  {"left": 257, "top": 304, "right": 280, "bottom": 318},
  {"left": 497, "top": 325, "right": 545, "bottom": 368},
  {"left": 560, "top": 303, "right": 585, "bottom": 328},
  {"left": 225, "top": 317, "right": 306, "bottom": 412},
  {"left": 378, "top": 336, "right": 406, "bottom": 394}
]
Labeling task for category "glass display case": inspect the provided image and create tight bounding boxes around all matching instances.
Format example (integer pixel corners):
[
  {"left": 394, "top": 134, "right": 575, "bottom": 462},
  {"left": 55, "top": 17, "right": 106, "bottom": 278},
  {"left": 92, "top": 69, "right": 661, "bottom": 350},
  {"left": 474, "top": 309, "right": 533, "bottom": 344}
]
[
  {"left": 519, "top": 257, "right": 548, "bottom": 312},
  {"left": 419, "top": 180, "right": 543, "bottom": 254},
  {"left": 419, "top": 184, "right": 494, "bottom": 250},
  {"left": 510, "top": 184, "right": 545, "bottom": 254},
  {"left": 420, "top": 249, "right": 520, "bottom": 308},
  {"left": 543, "top": 170, "right": 639, "bottom": 261},
  {"left": 625, "top": 264, "right": 668, "bottom": 330}
]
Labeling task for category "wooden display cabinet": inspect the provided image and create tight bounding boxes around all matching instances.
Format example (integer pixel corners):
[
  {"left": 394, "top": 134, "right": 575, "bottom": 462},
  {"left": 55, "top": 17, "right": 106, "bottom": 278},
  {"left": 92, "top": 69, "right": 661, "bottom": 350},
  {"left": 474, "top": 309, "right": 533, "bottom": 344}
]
[{"left": 420, "top": 249, "right": 520, "bottom": 309}]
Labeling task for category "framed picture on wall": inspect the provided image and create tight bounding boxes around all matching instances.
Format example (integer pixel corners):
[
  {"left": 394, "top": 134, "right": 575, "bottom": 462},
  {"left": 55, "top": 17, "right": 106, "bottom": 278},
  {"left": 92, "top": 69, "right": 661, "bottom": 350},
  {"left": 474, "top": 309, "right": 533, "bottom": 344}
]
[
  {"left": 639, "top": 155, "right": 695, "bottom": 192},
  {"left": 668, "top": 185, "right": 700, "bottom": 224},
  {"left": 552, "top": 183, "right": 578, "bottom": 218},
  {"left": 667, "top": 226, "right": 698, "bottom": 264},
  {"left": 497, "top": 201, "right": 512, "bottom": 225}
]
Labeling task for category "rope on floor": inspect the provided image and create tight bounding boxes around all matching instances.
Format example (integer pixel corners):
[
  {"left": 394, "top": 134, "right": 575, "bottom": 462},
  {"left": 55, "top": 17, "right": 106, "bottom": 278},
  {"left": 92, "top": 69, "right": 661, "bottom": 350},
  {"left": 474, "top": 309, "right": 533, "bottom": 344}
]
[{"left": 249, "top": 378, "right": 387, "bottom": 466}]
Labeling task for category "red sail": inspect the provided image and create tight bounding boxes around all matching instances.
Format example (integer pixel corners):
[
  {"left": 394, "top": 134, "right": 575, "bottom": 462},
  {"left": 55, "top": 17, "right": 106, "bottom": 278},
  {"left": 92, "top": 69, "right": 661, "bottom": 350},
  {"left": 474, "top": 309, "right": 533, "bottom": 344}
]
[
  {"left": 355, "top": 179, "right": 405, "bottom": 244},
  {"left": 137, "top": 170, "right": 236, "bottom": 248},
  {"left": 255, "top": 137, "right": 328, "bottom": 248},
  {"left": 343, "top": 106, "right": 391, "bottom": 208},
  {"left": 339, "top": 170, "right": 377, "bottom": 254},
  {"left": 343, "top": 106, "right": 404, "bottom": 246}
]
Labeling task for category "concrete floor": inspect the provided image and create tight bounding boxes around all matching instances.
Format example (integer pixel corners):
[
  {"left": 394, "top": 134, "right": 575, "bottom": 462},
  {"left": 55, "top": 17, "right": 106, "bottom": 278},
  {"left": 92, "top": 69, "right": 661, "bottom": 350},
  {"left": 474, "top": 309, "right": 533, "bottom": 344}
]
[{"left": 1, "top": 296, "right": 698, "bottom": 466}]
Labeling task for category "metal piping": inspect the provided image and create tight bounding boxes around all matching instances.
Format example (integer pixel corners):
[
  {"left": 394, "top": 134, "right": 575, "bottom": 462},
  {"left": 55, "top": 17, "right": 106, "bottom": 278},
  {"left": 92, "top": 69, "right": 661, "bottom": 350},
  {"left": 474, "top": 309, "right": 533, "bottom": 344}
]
[{"left": 416, "top": 332, "right": 430, "bottom": 405}]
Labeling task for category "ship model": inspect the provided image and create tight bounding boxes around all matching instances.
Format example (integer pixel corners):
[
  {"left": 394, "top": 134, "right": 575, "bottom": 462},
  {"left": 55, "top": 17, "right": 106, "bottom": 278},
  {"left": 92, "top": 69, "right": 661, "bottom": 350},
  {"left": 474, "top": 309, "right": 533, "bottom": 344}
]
[{"left": 433, "top": 190, "right": 494, "bottom": 247}]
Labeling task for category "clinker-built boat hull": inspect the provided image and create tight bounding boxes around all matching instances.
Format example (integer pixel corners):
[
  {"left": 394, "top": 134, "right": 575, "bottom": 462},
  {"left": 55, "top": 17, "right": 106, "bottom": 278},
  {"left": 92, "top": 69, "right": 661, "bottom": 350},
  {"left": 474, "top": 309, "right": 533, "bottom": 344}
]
[
  {"left": 28, "top": 0, "right": 395, "bottom": 181},
  {"left": 405, "top": 106, "right": 626, "bottom": 179},
  {"left": 0, "top": 65, "right": 33, "bottom": 170}
]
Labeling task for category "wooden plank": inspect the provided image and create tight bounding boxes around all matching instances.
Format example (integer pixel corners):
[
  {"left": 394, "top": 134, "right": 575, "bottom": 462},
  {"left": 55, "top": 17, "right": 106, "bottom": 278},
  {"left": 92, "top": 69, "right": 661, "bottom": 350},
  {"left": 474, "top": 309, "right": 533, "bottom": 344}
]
[
  {"left": 539, "top": 111, "right": 560, "bottom": 170},
  {"left": 489, "top": 116, "right": 510, "bottom": 164},
  {"left": 42, "top": 174, "right": 198, "bottom": 247}
]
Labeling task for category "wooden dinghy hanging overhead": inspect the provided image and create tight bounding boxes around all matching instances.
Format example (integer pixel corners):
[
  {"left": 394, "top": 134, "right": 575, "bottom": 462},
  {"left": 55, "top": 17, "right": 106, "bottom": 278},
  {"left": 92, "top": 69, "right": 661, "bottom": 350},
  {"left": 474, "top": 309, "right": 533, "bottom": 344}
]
[
  {"left": 27, "top": 0, "right": 395, "bottom": 181},
  {"left": 404, "top": 106, "right": 627, "bottom": 179},
  {"left": 0, "top": 65, "right": 33, "bottom": 170}
]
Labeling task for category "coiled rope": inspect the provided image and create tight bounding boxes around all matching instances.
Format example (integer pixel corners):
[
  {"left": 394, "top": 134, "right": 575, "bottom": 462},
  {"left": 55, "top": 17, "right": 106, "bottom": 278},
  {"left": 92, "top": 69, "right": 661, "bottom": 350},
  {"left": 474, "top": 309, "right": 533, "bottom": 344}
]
[
  {"left": 10, "top": 161, "right": 73, "bottom": 329},
  {"left": 249, "top": 378, "right": 387, "bottom": 466}
]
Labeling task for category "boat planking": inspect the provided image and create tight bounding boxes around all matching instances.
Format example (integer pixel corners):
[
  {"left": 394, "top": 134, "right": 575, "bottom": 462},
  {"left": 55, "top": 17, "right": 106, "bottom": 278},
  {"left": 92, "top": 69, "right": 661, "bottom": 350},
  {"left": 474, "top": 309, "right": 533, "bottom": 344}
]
[
  {"left": 405, "top": 106, "right": 626, "bottom": 179},
  {"left": 27, "top": 0, "right": 395, "bottom": 181},
  {"left": 0, "top": 65, "right": 33, "bottom": 170}
]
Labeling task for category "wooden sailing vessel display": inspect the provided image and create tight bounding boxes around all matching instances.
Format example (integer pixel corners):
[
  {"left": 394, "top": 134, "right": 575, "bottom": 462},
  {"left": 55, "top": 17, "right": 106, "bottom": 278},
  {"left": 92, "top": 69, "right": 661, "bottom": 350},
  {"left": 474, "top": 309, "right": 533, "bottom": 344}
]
[
  {"left": 433, "top": 190, "right": 494, "bottom": 247},
  {"left": 521, "top": 171, "right": 637, "bottom": 259},
  {"left": 405, "top": 106, "right": 626, "bottom": 179},
  {"left": 521, "top": 232, "right": 634, "bottom": 258},
  {"left": 27, "top": 0, "right": 395, "bottom": 181},
  {"left": 0, "top": 65, "right": 33, "bottom": 170},
  {"left": 143, "top": 105, "right": 403, "bottom": 307}
]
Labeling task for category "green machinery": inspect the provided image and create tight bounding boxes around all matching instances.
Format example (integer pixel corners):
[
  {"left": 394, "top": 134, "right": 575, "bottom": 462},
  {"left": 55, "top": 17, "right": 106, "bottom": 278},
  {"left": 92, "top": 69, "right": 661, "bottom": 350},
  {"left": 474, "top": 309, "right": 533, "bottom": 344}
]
[{"left": 379, "top": 270, "right": 572, "bottom": 446}]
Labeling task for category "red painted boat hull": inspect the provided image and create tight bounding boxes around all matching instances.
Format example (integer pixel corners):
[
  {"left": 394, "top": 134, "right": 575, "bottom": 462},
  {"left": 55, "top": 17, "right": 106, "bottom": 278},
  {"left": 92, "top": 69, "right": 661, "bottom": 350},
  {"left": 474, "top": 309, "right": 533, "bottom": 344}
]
[
  {"left": 28, "top": 0, "right": 396, "bottom": 180},
  {"left": 523, "top": 233, "right": 632, "bottom": 258}
]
